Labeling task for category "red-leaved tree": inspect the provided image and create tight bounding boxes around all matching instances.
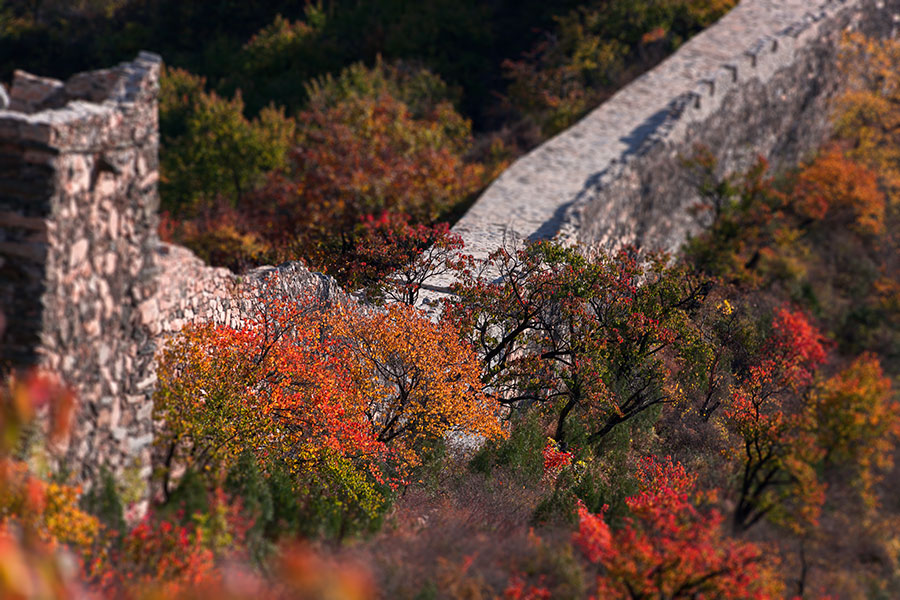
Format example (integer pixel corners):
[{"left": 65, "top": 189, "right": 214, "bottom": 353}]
[
  {"left": 574, "top": 456, "right": 781, "bottom": 599},
  {"left": 726, "top": 308, "right": 829, "bottom": 532}
]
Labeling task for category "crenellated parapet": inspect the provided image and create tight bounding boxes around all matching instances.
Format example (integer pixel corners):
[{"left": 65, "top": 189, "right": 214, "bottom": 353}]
[{"left": 455, "top": 0, "right": 900, "bottom": 259}]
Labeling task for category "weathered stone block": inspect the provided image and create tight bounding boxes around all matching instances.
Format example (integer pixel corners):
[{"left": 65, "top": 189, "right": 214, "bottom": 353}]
[{"left": 9, "top": 71, "right": 65, "bottom": 113}]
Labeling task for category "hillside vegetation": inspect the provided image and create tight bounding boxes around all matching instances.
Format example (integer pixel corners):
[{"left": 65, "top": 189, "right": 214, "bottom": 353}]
[{"left": 2, "top": 5, "right": 900, "bottom": 600}]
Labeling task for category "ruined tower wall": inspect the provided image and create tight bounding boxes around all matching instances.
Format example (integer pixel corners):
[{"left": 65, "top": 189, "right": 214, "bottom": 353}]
[
  {"left": 0, "top": 53, "right": 162, "bottom": 478},
  {"left": 0, "top": 53, "right": 344, "bottom": 484}
]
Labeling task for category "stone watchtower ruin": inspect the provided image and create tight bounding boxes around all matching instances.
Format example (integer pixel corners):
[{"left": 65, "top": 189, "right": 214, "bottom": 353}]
[{"left": 0, "top": 52, "right": 162, "bottom": 482}]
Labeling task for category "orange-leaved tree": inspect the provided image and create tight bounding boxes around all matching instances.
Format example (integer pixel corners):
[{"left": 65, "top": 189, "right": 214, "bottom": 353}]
[
  {"left": 808, "top": 353, "right": 899, "bottom": 509},
  {"left": 154, "top": 287, "right": 382, "bottom": 492},
  {"left": 836, "top": 31, "right": 900, "bottom": 200},
  {"left": 792, "top": 147, "right": 885, "bottom": 236},
  {"left": 683, "top": 146, "right": 887, "bottom": 286},
  {"left": 328, "top": 302, "right": 506, "bottom": 479},
  {"left": 156, "top": 279, "right": 505, "bottom": 523},
  {"left": 249, "top": 89, "right": 486, "bottom": 274},
  {"left": 155, "top": 289, "right": 393, "bottom": 538}
]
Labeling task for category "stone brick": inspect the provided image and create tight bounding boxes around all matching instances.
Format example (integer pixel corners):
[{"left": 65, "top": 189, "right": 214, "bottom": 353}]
[
  {"left": 9, "top": 71, "right": 65, "bottom": 113},
  {"left": 69, "top": 238, "right": 88, "bottom": 269}
]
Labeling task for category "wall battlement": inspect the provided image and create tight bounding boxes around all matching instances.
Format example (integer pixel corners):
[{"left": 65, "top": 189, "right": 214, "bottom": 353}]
[{"left": 454, "top": 0, "right": 900, "bottom": 261}]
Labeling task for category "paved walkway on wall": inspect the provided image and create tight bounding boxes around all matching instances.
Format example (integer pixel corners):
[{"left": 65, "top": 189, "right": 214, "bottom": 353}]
[{"left": 451, "top": 0, "right": 838, "bottom": 260}]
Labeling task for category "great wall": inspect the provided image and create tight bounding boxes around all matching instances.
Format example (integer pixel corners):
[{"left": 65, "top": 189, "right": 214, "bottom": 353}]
[{"left": 1, "top": 0, "right": 898, "bottom": 488}]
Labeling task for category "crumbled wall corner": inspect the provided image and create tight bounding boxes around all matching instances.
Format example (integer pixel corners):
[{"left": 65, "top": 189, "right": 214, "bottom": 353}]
[{"left": 0, "top": 53, "right": 162, "bottom": 487}]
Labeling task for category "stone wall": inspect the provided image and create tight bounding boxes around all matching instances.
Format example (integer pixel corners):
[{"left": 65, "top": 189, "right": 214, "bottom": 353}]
[
  {"left": 0, "top": 53, "right": 163, "bottom": 480},
  {"left": 453, "top": 0, "right": 900, "bottom": 260},
  {"left": 149, "top": 241, "right": 345, "bottom": 341}
]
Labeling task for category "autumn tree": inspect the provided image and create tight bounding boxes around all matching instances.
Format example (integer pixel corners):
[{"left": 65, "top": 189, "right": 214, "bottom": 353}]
[
  {"left": 680, "top": 143, "right": 896, "bottom": 373},
  {"left": 574, "top": 456, "right": 781, "bottom": 599},
  {"left": 792, "top": 147, "right": 886, "bottom": 235},
  {"left": 303, "top": 55, "right": 462, "bottom": 120},
  {"left": 174, "top": 59, "right": 489, "bottom": 277},
  {"left": 808, "top": 353, "right": 898, "bottom": 509},
  {"left": 251, "top": 86, "right": 485, "bottom": 272},
  {"left": 154, "top": 287, "right": 386, "bottom": 518},
  {"left": 329, "top": 302, "right": 505, "bottom": 477},
  {"left": 443, "top": 241, "right": 715, "bottom": 449},
  {"left": 158, "top": 66, "right": 296, "bottom": 213},
  {"left": 232, "top": 5, "right": 330, "bottom": 115},
  {"left": 341, "top": 213, "right": 466, "bottom": 304},
  {"left": 724, "top": 308, "right": 829, "bottom": 532},
  {"left": 155, "top": 278, "right": 504, "bottom": 534},
  {"left": 0, "top": 372, "right": 96, "bottom": 556},
  {"left": 683, "top": 144, "right": 887, "bottom": 285},
  {"left": 836, "top": 31, "right": 900, "bottom": 200}
]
